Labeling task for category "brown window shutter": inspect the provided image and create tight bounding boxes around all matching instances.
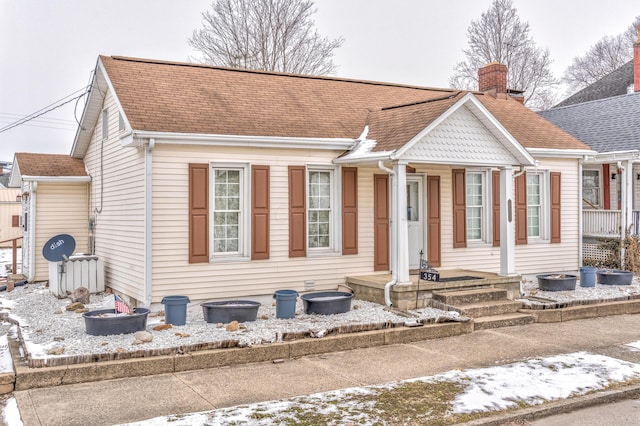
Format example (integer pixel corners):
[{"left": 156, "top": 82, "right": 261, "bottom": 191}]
[
  {"left": 452, "top": 169, "right": 466, "bottom": 248},
  {"left": 288, "top": 166, "right": 306, "bottom": 257},
  {"left": 374, "top": 174, "right": 390, "bottom": 271},
  {"left": 515, "top": 172, "right": 528, "bottom": 245},
  {"left": 602, "top": 164, "right": 610, "bottom": 210},
  {"left": 189, "top": 163, "right": 209, "bottom": 263},
  {"left": 12, "top": 215, "right": 19, "bottom": 228},
  {"left": 251, "top": 165, "right": 270, "bottom": 260},
  {"left": 427, "top": 175, "right": 441, "bottom": 267},
  {"left": 341, "top": 167, "right": 358, "bottom": 255},
  {"left": 492, "top": 171, "right": 500, "bottom": 247},
  {"left": 550, "top": 172, "right": 561, "bottom": 243}
]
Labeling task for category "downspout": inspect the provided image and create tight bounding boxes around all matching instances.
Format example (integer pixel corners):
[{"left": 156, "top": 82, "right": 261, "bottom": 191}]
[
  {"left": 578, "top": 158, "right": 585, "bottom": 266},
  {"left": 27, "top": 182, "right": 38, "bottom": 282},
  {"left": 143, "top": 138, "right": 154, "bottom": 307},
  {"left": 513, "top": 165, "right": 526, "bottom": 178},
  {"left": 378, "top": 160, "right": 396, "bottom": 306},
  {"left": 618, "top": 161, "right": 626, "bottom": 268}
]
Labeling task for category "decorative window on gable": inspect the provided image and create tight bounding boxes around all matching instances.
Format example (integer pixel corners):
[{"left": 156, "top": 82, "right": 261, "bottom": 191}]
[{"left": 101, "top": 108, "right": 108, "bottom": 140}]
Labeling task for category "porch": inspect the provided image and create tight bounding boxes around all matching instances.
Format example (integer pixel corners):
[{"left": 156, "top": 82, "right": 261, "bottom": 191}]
[
  {"left": 582, "top": 209, "right": 640, "bottom": 238},
  {"left": 346, "top": 270, "right": 521, "bottom": 310}
]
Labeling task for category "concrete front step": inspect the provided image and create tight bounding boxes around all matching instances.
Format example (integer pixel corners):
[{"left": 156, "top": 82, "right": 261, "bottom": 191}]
[
  {"left": 473, "top": 313, "right": 535, "bottom": 330},
  {"left": 433, "top": 288, "right": 508, "bottom": 305},
  {"left": 458, "top": 300, "right": 523, "bottom": 318}
]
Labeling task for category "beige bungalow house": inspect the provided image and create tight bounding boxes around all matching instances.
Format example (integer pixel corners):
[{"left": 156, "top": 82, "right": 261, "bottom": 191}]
[
  {"left": 25, "top": 56, "right": 592, "bottom": 308},
  {"left": 0, "top": 188, "right": 23, "bottom": 248},
  {"left": 8, "top": 153, "right": 90, "bottom": 282}
]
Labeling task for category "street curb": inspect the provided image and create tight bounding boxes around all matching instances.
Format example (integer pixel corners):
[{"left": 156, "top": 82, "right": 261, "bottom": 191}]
[{"left": 458, "top": 382, "right": 640, "bottom": 425}]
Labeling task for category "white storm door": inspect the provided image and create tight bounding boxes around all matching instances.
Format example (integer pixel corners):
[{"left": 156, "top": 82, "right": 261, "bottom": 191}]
[{"left": 406, "top": 176, "right": 424, "bottom": 270}]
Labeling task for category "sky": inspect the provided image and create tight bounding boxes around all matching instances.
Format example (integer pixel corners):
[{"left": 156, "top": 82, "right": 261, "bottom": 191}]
[{"left": 0, "top": 0, "right": 637, "bottom": 163}]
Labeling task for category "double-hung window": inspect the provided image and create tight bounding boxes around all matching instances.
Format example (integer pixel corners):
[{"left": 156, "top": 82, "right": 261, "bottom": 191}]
[
  {"left": 211, "top": 163, "right": 250, "bottom": 259},
  {"left": 307, "top": 167, "right": 338, "bottom": 253},
  {"left": 466, "top": 172, "right": 484, "bottom": 241},
  {"left": 526, "top": 172, "right": 545, "bottom": 239},
  {"left": 582, "top": 169, "right": 600, "bottom": 207}
]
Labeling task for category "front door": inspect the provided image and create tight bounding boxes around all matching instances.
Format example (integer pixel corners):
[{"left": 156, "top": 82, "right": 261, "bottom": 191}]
[{"left": 407, "top": 176, "right": 424, "bottom": 270}]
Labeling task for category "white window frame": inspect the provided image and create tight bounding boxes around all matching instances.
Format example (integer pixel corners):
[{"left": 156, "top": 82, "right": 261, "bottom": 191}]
[
  {"left": 465, "top": 169, "right": 491, "bottom": 244},
  {"left": 209, "top": 162, "right": 251, "bottom": 261},
  {"left": 101, "top": 108, "right": 109, "bottom": 140},
  {"left": 582, "top": 168, "right": 601, "bottom": 207},
  {"left": 526, "top": 170, "right": 549, "bottom": 241},
  {"left": 306, "top": 165, "right": 340, "bottom": 255}
]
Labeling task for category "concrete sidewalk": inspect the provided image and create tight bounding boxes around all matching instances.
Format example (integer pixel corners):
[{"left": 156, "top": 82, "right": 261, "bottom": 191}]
[{"left": 14, "top": 313, "right": 640, "bottom": 425}]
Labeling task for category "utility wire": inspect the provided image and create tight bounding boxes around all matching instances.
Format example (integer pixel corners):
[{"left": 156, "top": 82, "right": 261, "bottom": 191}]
[{"left": 0, "top": 87, "right": 88, "bottom": 134}]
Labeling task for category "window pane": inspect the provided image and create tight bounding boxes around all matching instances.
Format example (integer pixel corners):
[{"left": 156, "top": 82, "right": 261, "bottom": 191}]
[
  {"left": 308, "top": 170, "right": 332, "bottom": 249},
  {"left": 212, "top": 168, "right": 242, "bottom": 254},
  {"left": 466, "top": 172, "right": 484, "bottom": 241}
]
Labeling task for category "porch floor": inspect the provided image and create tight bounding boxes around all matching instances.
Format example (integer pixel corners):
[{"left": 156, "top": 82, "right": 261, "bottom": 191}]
[{"left": 346, "top": 269, "right": 522, "bottom": 310}]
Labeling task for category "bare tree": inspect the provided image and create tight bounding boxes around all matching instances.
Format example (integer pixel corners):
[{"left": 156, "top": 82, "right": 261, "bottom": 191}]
[
  {"left": 449, "top": 0, "right": 558, "bottom": 110},
  {"left": 562, "top": 16, "right": 640, "bottom": 94},
  {"left": 189, "top": 0, "right": 344, "bottom": 75}
]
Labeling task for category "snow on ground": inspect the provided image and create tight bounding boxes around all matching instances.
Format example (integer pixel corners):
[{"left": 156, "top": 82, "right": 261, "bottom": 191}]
[
  {"left": 2, "top": 398, "right": 22, "bottom": 426},
  {"left": 0, "top": 283, "right": 461, "bottom": 363},
  {"left": 119, "top": 351, "right": 640, "bottom": 425},
  {"left": 0, "top": 336, "right": 13, "bottom": 374}
]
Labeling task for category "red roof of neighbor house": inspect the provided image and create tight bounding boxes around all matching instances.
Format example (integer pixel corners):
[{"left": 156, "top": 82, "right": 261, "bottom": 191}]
[
  {"left": 15, "top": 153, "right": 87, "bottom": 177},
  {"left": 99, "top": 55, "right": 590, "bottom": 152}
]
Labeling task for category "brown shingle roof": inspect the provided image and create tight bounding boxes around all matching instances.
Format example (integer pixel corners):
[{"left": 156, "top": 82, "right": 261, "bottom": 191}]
[
  {"left": 15, "top": 153, "right": 87, "bottom": 177},
  {"left": 100, "top": 55, "right": 589, "bottom": 152}
]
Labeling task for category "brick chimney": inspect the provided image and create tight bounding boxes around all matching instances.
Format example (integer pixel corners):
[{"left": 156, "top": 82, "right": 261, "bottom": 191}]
[
  {"left": 635, "top": 24, "right": 640, "bottom": 92},
  {"left": 478, "top": 62, "right": 508, "bottom": 93}
]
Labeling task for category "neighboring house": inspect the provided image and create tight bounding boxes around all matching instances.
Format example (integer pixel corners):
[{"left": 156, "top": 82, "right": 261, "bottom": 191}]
[
  {"left": 44, "top": 55, "right": 588, "bottom": 308},
  {"left": 539, "top": 25, "right": 640, "bottom": 262},
  {"left": 8, "top": 153, "right": 90, "bottom": 282},
  {"left": 0, "top": 188, "right": 23, "bottom": 248}
]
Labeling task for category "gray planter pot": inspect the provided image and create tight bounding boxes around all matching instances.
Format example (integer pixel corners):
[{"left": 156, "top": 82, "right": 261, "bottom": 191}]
[{"left": 536, "top": 274, "right": 577, "bottom": 291}]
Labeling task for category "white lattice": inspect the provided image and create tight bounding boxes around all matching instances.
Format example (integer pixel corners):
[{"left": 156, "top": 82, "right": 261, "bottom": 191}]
[{"left": 582, "top": 243, "right": 612, "bottom": 262}]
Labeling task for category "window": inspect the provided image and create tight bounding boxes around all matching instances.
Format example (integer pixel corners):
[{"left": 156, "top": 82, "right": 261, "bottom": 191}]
[
  {"left": 582, "top": 169, "right": 600, "bottom": 207},
  {"left": 526, "top": 172, "right": 548, "bottom": 239},
  {"left": 308, "top": 170, "right": 333, "bottom": 249},
  {"left": 101, "top": 109, "right": 108, "bottom": 140},
  {"left": 118, "top": 112, "right": 125, "bottom": 132},
  {"left": 466, "top": 172, "right": 484, "bottom": 241},
  {"left": 211, "top": 164, "right": 250, "bottom": 259},
  {"left": 11, "top": 215, "right": 19, "bottom": 228}
]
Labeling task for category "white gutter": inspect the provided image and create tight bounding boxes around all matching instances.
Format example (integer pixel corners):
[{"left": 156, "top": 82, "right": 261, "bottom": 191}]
[
  {"left": 20, "top": 176, "right": 91, "bottom": 183},
  {"left": 378, "top": 160, "right": 396, "bottom": 307},
  {"left": 123, "top": 131, "right": 355, "bottom": 151},
  {"left": 143, "top": 138, "right": 154, "bottom": 307},
  {"left": 526, "top": 148, "right": 596, "bottom": 158}
]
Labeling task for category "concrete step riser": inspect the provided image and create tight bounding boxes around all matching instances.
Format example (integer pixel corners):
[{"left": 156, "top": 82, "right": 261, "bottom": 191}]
[
  {"left": 474, "top": 316, "right": 534, "bottom": 330},
  {"left": 462, "top": 302, "right": 523, "bottom": 318},
  {"left": 433, "top": 289, "right": 508, "bottom": 305}
]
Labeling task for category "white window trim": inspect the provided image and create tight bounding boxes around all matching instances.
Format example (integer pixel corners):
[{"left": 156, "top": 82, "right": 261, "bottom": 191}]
[
  {"left": 526, "top": 169, "right": 550, "bottom": 242},
  {"left": 209, "top": 162, "right": 251, "bottom": 262},
  {"left": 465, "top": 168, "right": 491, "bottom": 245},
  {"left": 306, "top": 164, "right": 341, "bottom": 256},
  {"left": 582, "top": 167, "right": 601, "bottom": 208}
]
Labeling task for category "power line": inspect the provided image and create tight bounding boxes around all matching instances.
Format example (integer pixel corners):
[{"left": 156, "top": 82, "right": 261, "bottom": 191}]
[{"left": 0, "top": 87, "right": 88, "bottom": 134}]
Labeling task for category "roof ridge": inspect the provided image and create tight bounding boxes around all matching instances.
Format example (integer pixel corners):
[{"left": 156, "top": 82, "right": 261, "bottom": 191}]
[
  {"left": 544, "top": 90, "right": 640, "bottom": 112},
  {"left": 379, "top": 91, "right": 463, "bottom": 111},
  {"left": 105, "top": 55, "right": 458, "bottom": 93}
]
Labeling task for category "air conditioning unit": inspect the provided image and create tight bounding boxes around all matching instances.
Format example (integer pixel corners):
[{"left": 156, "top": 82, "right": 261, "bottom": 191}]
[{"left": 48, "top": 255, "right": 105, "bottom": 297}]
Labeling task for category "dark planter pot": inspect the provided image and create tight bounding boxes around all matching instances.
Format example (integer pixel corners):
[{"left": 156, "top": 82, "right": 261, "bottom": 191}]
[
  {"left": 536, "top": 274, "right": 577, "bottom": 291},
  {"left": 597, "top": 269, "right": 634, "bottom": 285},
  {"left": 301, "top": 291, "right": 354, "bottom": 315},
  {"left": 83, "top": 308, "right": 149, "bottom": 336},
  {"left": 201, "top": 300, "right": 260, "bottom": 323}
]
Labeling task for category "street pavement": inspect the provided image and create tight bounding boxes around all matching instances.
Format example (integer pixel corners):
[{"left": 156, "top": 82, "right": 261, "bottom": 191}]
[{"left": 12, "top": 313, "right": 640, "bottom": 425}]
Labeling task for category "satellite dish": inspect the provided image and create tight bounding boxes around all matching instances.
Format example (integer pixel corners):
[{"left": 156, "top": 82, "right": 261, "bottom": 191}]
[{"left": 42, "top": 234, "right": 76, "bottom": 262}]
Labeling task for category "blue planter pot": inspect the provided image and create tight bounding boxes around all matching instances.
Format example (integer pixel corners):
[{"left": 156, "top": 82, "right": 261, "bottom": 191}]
[{"left": 597, "top": 269, "right": 634, "bottom": 285}]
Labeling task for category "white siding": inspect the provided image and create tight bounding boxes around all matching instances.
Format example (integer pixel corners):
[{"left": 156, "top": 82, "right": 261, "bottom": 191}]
[
  {"left": 151, "top": 145, "right": 377, "bottom": 303},
  {"left": 84, "top": 90, "right": 146, "bottom": 300},
  {"left": 32, "top": 183, "right": 89, "bottom": 282},
  {"left": 0, "top": 189, "right": 22, "bottom": 247}
]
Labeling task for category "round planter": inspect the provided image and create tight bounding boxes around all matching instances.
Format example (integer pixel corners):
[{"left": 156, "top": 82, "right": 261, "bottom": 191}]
[
  {"left": 301, "top": 291, "right": 354, "bottom": 315},
  {"left": 83, "top": 308, "right": 149, "bottom": 336},
  {"left": 201, "top": 300, "right": 260, "bottom": 323},
  {"left": 536, "top": 274, "right": 577, "bottom": 291},
  {"left": 597, "top": 269, "right": 634, "bottom": 286}
]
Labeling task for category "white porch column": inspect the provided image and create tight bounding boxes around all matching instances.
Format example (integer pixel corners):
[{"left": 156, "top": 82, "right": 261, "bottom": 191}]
[
  {"left": 622, "top": 160, "right": 633, "bottom": 238},
  {"left": 500, "top": 166, "right": 517, "bottom": 276},
  {"left": 393, "top": 161, "right": 411, "bottom": 284}
]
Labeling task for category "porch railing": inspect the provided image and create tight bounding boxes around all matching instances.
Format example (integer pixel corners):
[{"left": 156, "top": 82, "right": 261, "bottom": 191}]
[{"left": 582, "top": 210, "right": 640, "bottom": 238}]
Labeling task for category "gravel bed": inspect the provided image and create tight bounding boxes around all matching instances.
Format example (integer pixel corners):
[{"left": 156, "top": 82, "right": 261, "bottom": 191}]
[
  {"left": 0, "top": 284, "right": 461, "bottom": 362},
  {"left": 520, "top": 272, "right": 640, "bottom": 305}
]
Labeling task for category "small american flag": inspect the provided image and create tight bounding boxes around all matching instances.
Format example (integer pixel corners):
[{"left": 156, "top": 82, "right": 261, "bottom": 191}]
[{"left": 114, "top": 294, "right": 131, "bottom": 314}]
